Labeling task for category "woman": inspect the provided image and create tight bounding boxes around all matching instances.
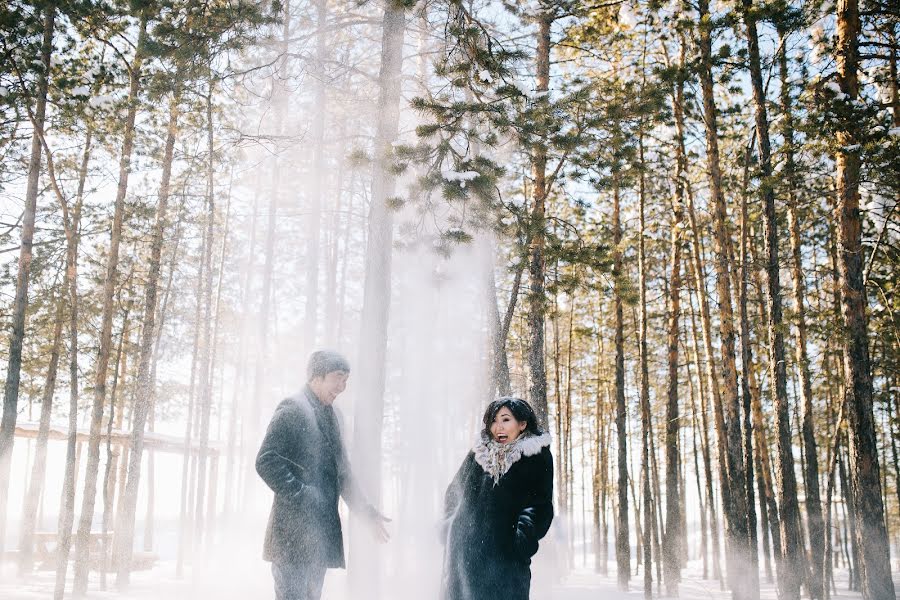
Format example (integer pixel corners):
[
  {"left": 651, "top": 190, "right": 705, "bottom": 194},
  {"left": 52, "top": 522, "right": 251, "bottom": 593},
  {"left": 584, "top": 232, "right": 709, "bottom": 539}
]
[{"left": 441, "top": 397, "right": 554, "bottom": 600}]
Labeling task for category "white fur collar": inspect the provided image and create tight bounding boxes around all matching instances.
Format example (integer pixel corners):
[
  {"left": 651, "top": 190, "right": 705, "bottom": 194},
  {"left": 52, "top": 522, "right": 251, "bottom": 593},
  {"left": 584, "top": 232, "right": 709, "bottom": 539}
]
[{"left": 473, "top": 432, "right": 551, "bottom": 485}]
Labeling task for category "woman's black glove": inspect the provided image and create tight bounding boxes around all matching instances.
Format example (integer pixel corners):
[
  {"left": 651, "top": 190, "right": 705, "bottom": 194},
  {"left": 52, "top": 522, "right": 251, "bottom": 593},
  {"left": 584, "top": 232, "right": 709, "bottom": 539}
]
[{"left": 514, "top": 511, "right": 539, "bottom": 560}]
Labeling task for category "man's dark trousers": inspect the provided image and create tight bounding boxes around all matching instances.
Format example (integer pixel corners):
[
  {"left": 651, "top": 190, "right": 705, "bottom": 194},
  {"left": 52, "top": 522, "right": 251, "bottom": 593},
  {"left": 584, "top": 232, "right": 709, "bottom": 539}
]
[{"left": 272, "top": 561, "right": 327, "bottom": 600}]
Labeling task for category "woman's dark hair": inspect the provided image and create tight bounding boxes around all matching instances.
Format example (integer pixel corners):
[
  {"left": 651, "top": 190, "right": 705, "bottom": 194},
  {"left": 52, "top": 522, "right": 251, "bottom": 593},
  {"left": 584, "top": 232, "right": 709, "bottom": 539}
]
[{"left": 482, "top": 397, "right": 543, "bottom": 438}]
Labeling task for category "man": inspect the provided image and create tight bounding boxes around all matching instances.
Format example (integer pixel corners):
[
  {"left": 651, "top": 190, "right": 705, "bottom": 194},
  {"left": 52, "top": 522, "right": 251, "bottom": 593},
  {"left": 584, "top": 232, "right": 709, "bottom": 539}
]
[{"left": 257, "top": 350, "right": 390, "bottom": 600}]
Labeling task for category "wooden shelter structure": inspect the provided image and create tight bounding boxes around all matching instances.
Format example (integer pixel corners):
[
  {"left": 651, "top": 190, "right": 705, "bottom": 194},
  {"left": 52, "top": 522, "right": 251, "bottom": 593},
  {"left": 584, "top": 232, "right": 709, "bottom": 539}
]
[{"left": 13, "top": 421, "right": 222, "bottom": 573}]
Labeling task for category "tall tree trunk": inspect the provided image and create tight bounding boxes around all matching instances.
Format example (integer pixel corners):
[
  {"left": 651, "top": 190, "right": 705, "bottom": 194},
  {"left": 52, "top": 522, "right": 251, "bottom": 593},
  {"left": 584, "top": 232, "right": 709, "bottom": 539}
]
[
  {"left": 687, "top": 367, "right": 709, "bottom": 579},
  {"left": 349, "top": 2, "right": 406, "bottom": 596},
  {"left": 114, "top": 89, "right": 180, "bottom": 586},
  {"left": 593, "top": 328, "right": 607, "bottom": 574},
  {"left": 19, "top": 292, "right": 65, "bottom": 572},
  {"left": 637, "top": 134, "right": 653, "bottom": 599},
  {"left": 613, "top": 170, "right": 630, "bottom": 591},
  {"left": 246, "top": 2, "right": 291, "bottom": 514},
  {"left": 825, "top": 216, "right": 850, "bottom": 589},
  {"left": 72, "top": 17, "right": 147, "bottom": 595},
  {"left": 747, "top": 232, "right": 785, "bottom": 578},
  {"left": 632, "top": 457, "right": 644, "bottom": 572},
  {"left": 101, "top": 299, "right": 132, "bottom": 590},
  {"left": 0, "top": 6, "right": 55, "bottom": 552},
  {"left": 527, "top": 12, "right": 552, "bottom": 428},
  {"left": 685, "top": 170, "right": 732, "bottom": 554},
  {"left": 304, "top": 0, "right": 328, "bottom": 347},
  {"left": 193, "top": 81, "right": 217, "bottom": 547},
  {"left": 679, "top": 425, "right": 688, "bottom": 570},
  {"left": 552, "top": 277, "right": 566, "bottom": 534},
  {"left": 225, "top": 183, "right": 257, "bottom": 515},
  {"left": 648, "top": 412, "right": 664, "bottom": 591},
  {"left": 53, "top": 127, "right": 90, "bottom": 600},
  {"left": 833, "top": 0, "right": 895, "bottom": 597},
  {"left": 600, "top": 385, "right": 610, "bottom": 575},
  {"left": 687, "top": 287, "right": 722, "bottom": 582},
  {"left": 662, "top": 269, "right": 684, "bottom": 590},
  {"left": 838, "top": 443, "right": 861, "bottom": 590},
  {"left": 564, "top": 290, "right": 576, "bottom": 566},
  {"left": 823, "top": 401, "right": 846, "bottom": 600},
  {"left": 889, "top": 27, "right": 899, "bottom": 128},
  {"left": 142, "top": 189, "right": 183, "bottom": 554},
  {"left": 324, "top": 129, "right": 347, "bottom": 346},
  {"left": 741, "top": 3, "right": 801, "bottom": 597},
  {"left": 745, "top": 107, "right": 765, "bottom": 590},
  {"left": 206, "top": 183, "right": 231, "bottom": 533},
  {"left": 755, "top": 441, "right": 773, "bottom": 583},
  {"left": 889, "top": 387, "right": 900, "bottom": 528},
  {"left": 176, "top": 193, "right": 209, "bottom": 577},
  {"left": 775, "top": 26, "right": 826, "bottom": 600},
  {"left": 486, "top": 234, "right": 517, "bottom": 397},
  {"left": 737, "top": 145, "right": 761, "bottom": 597},
  {"left": 750, "top": 358, "right": 784, "bottom": 562},
  {"left": 144, "top": 433, "right": 154, "bottom": 551},
  {"left": 695, "top": 1, "right": 753, "bottom": 596},
  {"left": 580, "top": 395, "right": 589, "bottom": 567},
  {"left": 336, "top": 169, "right": 356, "bottom": 344},
  {"left": 663, "top": 53, "right": 687, "bottom": 595},
  {"left": 592, "top": 396, "right": 601, "bottom": 568}
]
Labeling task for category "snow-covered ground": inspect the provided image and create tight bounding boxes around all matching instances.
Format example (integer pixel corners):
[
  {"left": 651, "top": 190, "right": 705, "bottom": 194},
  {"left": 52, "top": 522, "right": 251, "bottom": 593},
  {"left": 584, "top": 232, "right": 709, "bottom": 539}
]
[{"left": 3, "top": 550, "right": 892, "bottom": 600}]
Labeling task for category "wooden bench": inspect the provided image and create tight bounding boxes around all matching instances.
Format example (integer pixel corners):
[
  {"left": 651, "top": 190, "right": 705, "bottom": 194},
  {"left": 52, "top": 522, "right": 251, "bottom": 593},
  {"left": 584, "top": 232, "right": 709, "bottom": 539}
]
[{"left": 29, "top": 531, "right": 157, "bottom": 572}]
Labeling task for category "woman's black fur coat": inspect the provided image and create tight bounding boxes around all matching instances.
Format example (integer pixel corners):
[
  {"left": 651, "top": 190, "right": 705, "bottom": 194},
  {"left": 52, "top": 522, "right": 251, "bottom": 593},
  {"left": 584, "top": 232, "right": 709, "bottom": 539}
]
[{"left": 440, "top": 432, "right": 554, "bottom": 600}]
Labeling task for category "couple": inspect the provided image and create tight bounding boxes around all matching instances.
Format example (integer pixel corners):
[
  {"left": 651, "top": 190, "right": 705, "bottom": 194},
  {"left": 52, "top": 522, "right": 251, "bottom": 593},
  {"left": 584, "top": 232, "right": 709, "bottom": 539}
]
[{"left": 256, "top": 350, "right": 554, "bottom": 600}]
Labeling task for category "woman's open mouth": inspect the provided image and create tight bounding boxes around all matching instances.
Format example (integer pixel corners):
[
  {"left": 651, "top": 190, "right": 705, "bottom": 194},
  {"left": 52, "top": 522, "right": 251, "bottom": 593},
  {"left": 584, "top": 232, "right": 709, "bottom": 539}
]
[{"left": 496, "top": 434, "right": 509, "bottom": 443}]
